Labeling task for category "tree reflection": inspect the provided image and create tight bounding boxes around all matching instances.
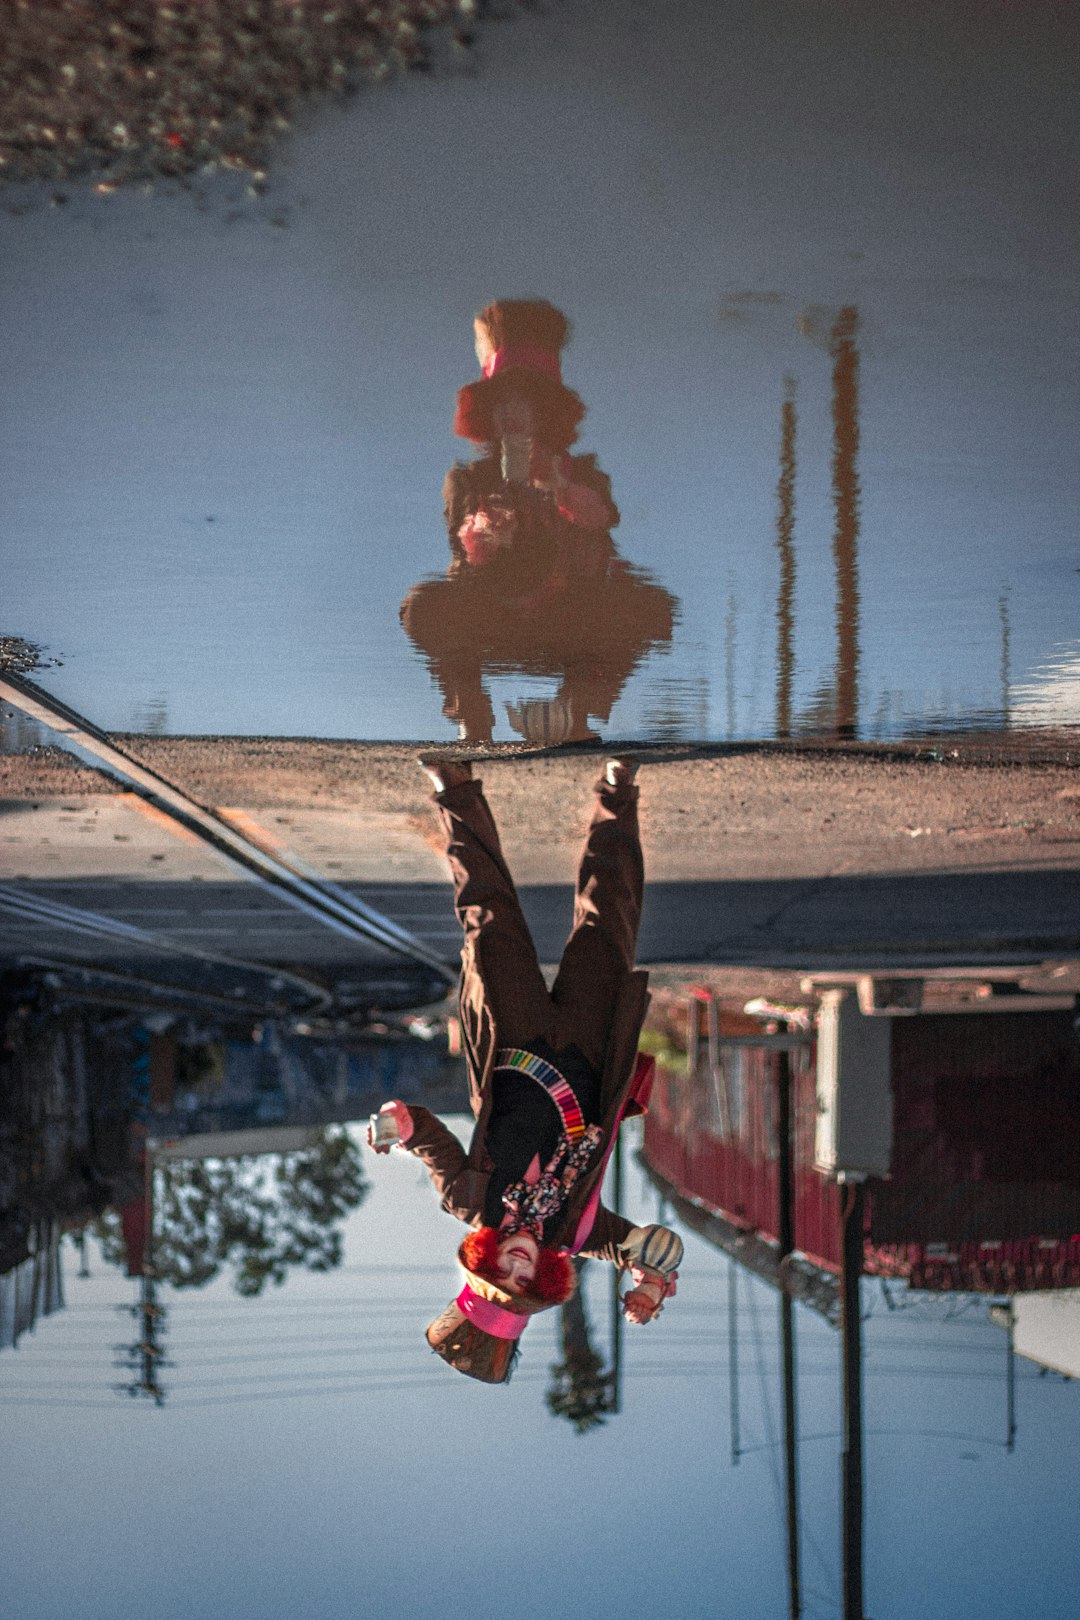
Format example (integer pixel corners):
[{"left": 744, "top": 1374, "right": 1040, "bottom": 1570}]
[
  {"left": 546, "top": 1258, "right": 615, "bottom": 1434},
  {"left": 97, "top": 1128, "right": 368, "bottom": 1296}
]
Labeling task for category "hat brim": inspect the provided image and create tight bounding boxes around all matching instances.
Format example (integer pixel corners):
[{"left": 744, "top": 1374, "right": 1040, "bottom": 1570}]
[
  {"left": 454, "top": 372, "right": 585, "bottom": 449},
  {"left": 425, "top": 1302, "right": 520, "bottom": 1384}
]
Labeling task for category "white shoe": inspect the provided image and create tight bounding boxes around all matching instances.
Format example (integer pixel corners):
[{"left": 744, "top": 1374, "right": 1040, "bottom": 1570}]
[
  {"left": 603, "top": 757, "right": 639, "bottom": 788},
  {"left": 418, "top": 756, "right": 473, "bottom": 794}
]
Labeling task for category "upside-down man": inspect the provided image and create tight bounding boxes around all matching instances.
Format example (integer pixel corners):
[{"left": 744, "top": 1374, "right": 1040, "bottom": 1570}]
[{"left": 367, "top": 756, "right": 683, "bottom": 1384}]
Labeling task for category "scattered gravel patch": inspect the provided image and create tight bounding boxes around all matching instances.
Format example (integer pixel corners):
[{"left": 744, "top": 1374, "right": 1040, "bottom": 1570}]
[
  {"left": 0, "top": 746, "right": 116, "bottom": 796},
  {"left": 0, "top": 0, "right": 498, "bottom": 189},
  {"left": 0, "top": 637, "right": 62, "bottom": 674}
]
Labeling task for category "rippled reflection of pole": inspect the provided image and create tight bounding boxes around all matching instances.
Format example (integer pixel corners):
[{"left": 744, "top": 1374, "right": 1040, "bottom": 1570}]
[
  {"left": 776, "top": 379, "right": 797, "bottom": 739},
  {"left": 725, "top": 591, "right": 737, "bottom": 739},
  {"left": 830, "top": 308, "right": 861, "bottom": 739}
]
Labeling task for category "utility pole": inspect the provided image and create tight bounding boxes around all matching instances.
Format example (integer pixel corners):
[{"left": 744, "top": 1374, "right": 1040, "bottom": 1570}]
[
  {"left": 1006, "top": 1297, "right": 1017, "bottom": 1453},
  {"left": 777, "top": 1046, "right": 801, "bottom": 1619},
  {"left": 839, "top": 1174, "right": 866, "bottom": 1620},
  {"left": 114, "top": 1151, "right": 169, "bottom": 1404}
]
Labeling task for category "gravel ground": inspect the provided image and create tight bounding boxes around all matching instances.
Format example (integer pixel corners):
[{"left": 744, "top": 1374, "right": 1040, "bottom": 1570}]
[
  {"left": 0, "top": 745, "right": 118, "bottom": 799},
  {"left": 0, "top": 0, "right": 490, "bottom": 190},
  {"left": 65, "top": 733, "right": 1080, "bottom": 883},
  {"left": 3, "top": 732, "right": 1079, "bottom": 884},
  {"left": 3, "top": 736, "right": 1078, "bottom": 992}
]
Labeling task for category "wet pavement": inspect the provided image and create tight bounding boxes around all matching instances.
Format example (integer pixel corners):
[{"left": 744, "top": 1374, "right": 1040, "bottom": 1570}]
[{"left": 2, "top": 4, "right": 1079, "bottom": 1619}]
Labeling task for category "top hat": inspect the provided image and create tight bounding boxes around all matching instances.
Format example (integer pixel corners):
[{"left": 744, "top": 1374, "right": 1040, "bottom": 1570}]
[
  {"left": 425, "top": 1227, "right": 576, "bottom": 1384},
  {"left": 454, "top": 298, "right": 586, "bottom": 451}
]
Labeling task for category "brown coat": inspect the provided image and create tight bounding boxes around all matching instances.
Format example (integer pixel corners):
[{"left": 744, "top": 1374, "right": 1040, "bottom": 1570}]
[
  {"left": 441, "top": 452, "right": 620, "bottom": 565},
  {"left": 405, "top": 775, "right": 650, "bottom": 1263}
]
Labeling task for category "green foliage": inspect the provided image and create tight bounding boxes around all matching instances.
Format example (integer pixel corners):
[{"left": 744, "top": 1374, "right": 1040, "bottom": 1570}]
[
  {"left": 546, "top": 1259, "right": 615, "bottom": 1434},
  {"left": 149, "top": 1128, "right": 368, "bottom": 1297},
  {"left": 92, "top": 1208, "right": 127, "bottom": 1270},
  {"left": 636, "top": 1026, "right": 690, "bottom": 1074}
]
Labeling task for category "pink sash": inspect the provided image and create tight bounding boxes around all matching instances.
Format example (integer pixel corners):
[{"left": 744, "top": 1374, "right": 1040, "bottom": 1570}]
[{"left": 570, "top": 1053, "right": 655, "bottom": 1254}]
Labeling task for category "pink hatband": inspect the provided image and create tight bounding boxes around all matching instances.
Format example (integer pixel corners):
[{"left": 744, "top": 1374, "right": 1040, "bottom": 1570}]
[{"left": 455, "top": 1285, "right": 528, "bottom": 1340}]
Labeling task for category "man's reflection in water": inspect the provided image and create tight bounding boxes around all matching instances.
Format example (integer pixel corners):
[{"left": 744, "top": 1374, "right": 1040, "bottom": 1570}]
[
  {"left": 401, "top": 299, "right": 677, "bottom": 744},
  {"left": 366, "top": 757, "right": 682, "bottom": 1383}
]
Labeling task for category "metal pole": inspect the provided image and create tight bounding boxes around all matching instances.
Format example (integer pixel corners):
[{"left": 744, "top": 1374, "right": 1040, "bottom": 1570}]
[
  {"left": 1006, "top": 1298, "right": 1017, "bottom": 1453},
  {"left": 609, "top": 1262, "right": 624, "bottom": 1416},
  {"left": 609, "top": 1131, "right": 624, "bottom": 1415},
  {"left": 612, "top": 1125, "right": 624, "bottom": 1219},
  {"left": 777, "top": 1049, "right": 801, "bottom": 1619},
  {"left": 728, "top": 1255, "right": 740, "bottom": 1465},
  {"left": 777, "top": 1050, "right": 795, "bottom": 1259},
  {"left": 716, "top": 1034, "right": 813, "bottom": 1051},
  {"left": 840, "top": 1176, "right": 866, "bottom": 1620}
]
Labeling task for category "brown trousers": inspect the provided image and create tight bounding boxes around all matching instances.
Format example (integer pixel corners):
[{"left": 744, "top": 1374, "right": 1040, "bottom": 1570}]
[{"left": 435, "top": 775, "right": 644, "bottom": 1075}]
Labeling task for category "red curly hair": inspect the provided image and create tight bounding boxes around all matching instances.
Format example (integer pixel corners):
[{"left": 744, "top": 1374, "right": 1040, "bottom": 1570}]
[{"left": 459, "top": 1226, "right": 576, "bottom": 1307}]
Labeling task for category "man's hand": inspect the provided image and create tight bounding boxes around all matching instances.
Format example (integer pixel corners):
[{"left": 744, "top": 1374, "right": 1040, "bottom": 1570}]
[
  {"left": 366, "top": 1100, "right": 414, "bottom": 1154},
  {"left": 622, "top": 1265, "right": 677, "bottom": 1324},
  {"left": 457, "top": 503, "right": 517, "bottom": 566},
  {"left": 555, "top": 480, "right": 613, "bottom": 530},
  {"left": 622, "top": 1282, "right": 663, "bottom": 1324}
]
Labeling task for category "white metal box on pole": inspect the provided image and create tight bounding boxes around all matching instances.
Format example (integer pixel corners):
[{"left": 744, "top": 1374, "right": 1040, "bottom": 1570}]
[{"left": 814, "top": 989, "right": 893, "bottom": 1178}]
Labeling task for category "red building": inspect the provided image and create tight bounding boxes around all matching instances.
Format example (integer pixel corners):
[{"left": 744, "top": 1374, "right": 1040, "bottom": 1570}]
[{"left": 642, "top": 993, "right": 1080, "bottom": 1295}]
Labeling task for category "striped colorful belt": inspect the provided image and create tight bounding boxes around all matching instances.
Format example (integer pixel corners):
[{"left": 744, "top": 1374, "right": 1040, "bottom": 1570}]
[{"left": 494, "top": 1047, "right": 587, "bottom": 1143}]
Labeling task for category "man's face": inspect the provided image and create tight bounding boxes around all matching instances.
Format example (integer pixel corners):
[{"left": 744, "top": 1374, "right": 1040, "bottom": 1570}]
[
  {"left": 491, "top": 394, "right": 536, "bottom": 440},
  {"left": 474, "top": 318, "right": 496, "bottom": 370},
  {"left": 494, "top": 1230, "right": 539, "bottom": 1295}
]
